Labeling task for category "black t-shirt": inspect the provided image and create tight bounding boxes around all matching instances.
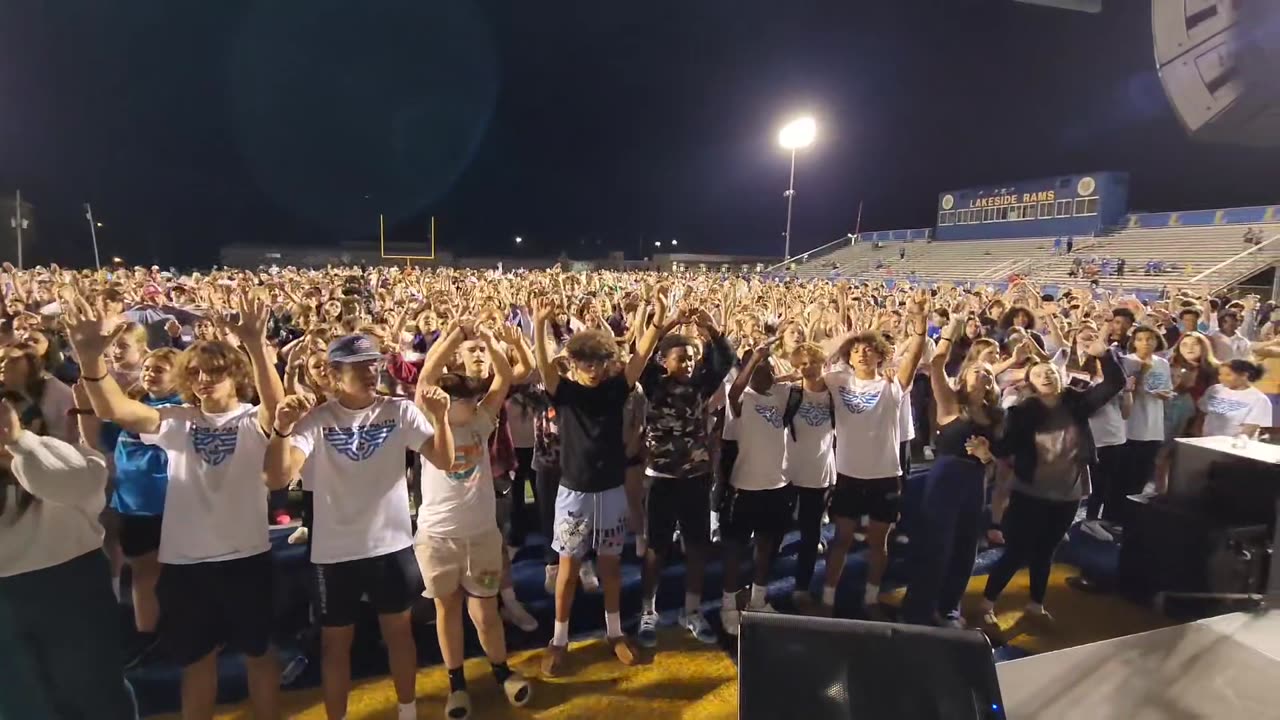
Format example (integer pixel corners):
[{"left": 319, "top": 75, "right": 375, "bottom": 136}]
[{"left": 552, "top": 374, "right": 630, "bottom": 493}]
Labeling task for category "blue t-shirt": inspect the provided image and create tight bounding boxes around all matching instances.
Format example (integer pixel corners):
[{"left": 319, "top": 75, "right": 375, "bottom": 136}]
[{"left": 109, "top": 394, "right": 183, "bottom": 516}]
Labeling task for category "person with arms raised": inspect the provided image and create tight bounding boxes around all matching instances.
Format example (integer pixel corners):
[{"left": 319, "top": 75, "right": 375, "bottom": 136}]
[
  {"left": 265, "top": 333, "right": 455, "bottom": 720},
  {"left": 65, "top": 290, "right": 285, "bottom": 720}
]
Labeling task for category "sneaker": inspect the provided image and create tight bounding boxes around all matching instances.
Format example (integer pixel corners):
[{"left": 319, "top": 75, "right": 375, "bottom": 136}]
[
  {"left": 544, "top": 564, "right": 558, "bottom": 596},
  {"left": 940, "top": 615, "right": 967, "bottom": 630},
  {"left": 280, "top": 653, "right": 309, "bottom": 686},
  {"left": 609, "top": 635, "right": 638, "bottom": 665},
  {"left": 541, "top": 643, "right": 567, "bottom": 678},
  {"left": 579, "top": 561, "right": 601, "bottom": 594},
  {"left": 1023, "top": 604, "right": 1055, "bottom": 627},
  {"left": 500, "top": 599, "right": 539, "bottom": 632},
  {"left": 445, "top": 689, "right": 470, "bottom": 719},
  {"left": 637, "top": 609, "right": 660, "bottom": 648},
  {"left": 287, "top": 526, "right": 309, "bottom": 545},
  {"left": 1080, "top": 520, "right": 1114, "bottom": 543},
  {"left": 501, "top": 672, "right": 532, "bottom": 707},
  {"left": 853, "top": 530, "right": 867, "bottom": 543},
  {"left": 746, "top": 602, "right": 778, "bottom": 614},
  {"left": 720, "top": 607, "right": 742, "bottom": 637},
  {"left": 980, "top": 610, "right": 999, "bottom": 629},
  {"left": 678, "top": 610, "right": 718, "bottom": 644},
  {"left": 816, "top": 539, "right": 827, "bottom": 556},
  {"left": 894, "top": 532, "right": 911, "bottom": 546}
]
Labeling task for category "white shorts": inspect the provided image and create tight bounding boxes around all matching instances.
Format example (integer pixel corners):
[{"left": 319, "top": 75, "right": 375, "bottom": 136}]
[
  {"left": 551, "top": 485, "right": 628, "bottom": 558},
  {"left": 413, "top": 527, "right": 504, "bottom": 599}
]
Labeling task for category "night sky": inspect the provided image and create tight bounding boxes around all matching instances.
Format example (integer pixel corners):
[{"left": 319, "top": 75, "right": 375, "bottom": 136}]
[{"left": 3, "top": 0, "right": 1279, "bottom": 268}]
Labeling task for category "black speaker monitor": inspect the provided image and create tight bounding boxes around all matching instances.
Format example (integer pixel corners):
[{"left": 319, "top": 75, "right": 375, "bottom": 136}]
[{"left": 739, "top": 613, "right": 1006, "bottom": 720}]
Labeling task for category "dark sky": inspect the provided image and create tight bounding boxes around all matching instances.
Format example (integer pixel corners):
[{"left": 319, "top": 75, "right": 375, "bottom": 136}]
[{"left": 2, "top": 0, "right": 1279, "bottom": 267}]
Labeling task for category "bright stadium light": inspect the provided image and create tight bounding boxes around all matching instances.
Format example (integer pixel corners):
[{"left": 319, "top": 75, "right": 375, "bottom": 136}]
[
  {"left": 778, "top": 116, "right": 816, "bottom": 150},
  {"left": 777, "top": 115, "right": 817, "bottom": 260},
  {"left": 654, "top": 241, "right": 662, "bottom": 247},
  {"left": 514, "top": 236, "right": 523, "bottom": 244},
  {"left": 671, "top": 238, "right": 679, "bottom": 246}
]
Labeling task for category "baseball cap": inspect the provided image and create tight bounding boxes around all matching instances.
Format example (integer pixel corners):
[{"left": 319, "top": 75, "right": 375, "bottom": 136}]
[{"left": 327, "top": 334, "right": 383, "bottom": 363}]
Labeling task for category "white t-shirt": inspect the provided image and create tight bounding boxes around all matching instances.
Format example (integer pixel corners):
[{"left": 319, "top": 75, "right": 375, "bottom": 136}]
[
  {"left": 827, "top": 370, "right": 905, "bottom": 479},
  {"left": 416, "top": 408, "right": 498, "bottom": 539},
  {"left": 1199, "top": 385, "right": 1272, "bottom": 437},
  {"left": 1124, "top": 355, "right": 1171, "bottom": 442},
  {"left": 141, "top": 404, "right": 271, "bottom": 565},
  {"left": 718, "top": 368, "right": 740, "bottom": 441},
  {"left": 1211, "top": 332, "right": 1252, "bottom": 362},
  {"left": 730, "top": 386, "right": 788, "bottom": 491},
  {"left": 291, "top": 396, "right": 434, "bottom": 564},
  {"left": 784, "top": 386, "right": 835, "bottom": 489}
]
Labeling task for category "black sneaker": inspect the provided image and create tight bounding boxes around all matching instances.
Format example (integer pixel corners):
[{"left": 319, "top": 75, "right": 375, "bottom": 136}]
[{"left": 124, "top": 633, "right": 161, "bottom": 670}]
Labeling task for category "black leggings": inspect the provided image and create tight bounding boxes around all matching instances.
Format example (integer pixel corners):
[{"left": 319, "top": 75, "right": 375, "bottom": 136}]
[
  {"left": 1111, "top": 440, "right": 1160, "bottom": 527},
  {"left": 792, "top": 486, "right": 829, "bottom": 591},
  {"left": 1085, "top": 444, "right": 1125, "bottom": 522},
  {"left": 983, "top": 492, "right": 1078, "bottom": 605},
  {"left": 535, "top": 466, "right": 561, "bottom": 565}
]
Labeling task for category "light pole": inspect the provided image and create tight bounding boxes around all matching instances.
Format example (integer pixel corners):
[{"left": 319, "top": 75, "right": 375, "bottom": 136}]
[
  {"left": 778, "top": 116, "right": 816, "bottom": 260},
  {"left": 85, "top": 203, "right": 102, "bottom": 270}
]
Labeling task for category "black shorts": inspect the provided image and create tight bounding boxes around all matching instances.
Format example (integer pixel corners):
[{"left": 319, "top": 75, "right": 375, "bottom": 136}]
[
  {"left": 314, "top": 547, "right": 422, "bottom": 627},
  {"left": 647, "top": 474, "right": 713, "bottom": 555},
  {"left": 118, "top": 514, "right": 163, "bottom": 558},
  {"left": 720, "top": 485, "right": 796, "bottom": 544},
  {"left": 829, "top": 474, "right": 901, "bottom": 525},
  {"left": 156, "top": 552, "right": 274, "bottom": 667}
]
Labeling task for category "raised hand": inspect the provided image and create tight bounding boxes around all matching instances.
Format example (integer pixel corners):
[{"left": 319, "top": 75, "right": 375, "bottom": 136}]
[
  {"left": 227, "top": 291, "right": 271, "bottom": 345},
  {"left": 273, "top": 395, "right": 315, "bottom": 435},
  {"left": 417, "top": 385, "right": 451, "bottom": 419},
  {"left": 60, "top": 295, "right": 124, "bottom": 362},
  {"left": 531, "top": 296, "right": 556, "bottom": 326},
  {"left": 964, "top": 435, "right": 992, "bottom": 462},
  {"left": 1083, "top": 329, "right": 1110, "bottom": 358}
]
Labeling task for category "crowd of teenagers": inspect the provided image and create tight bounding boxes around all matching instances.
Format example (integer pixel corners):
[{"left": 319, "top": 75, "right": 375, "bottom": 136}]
[{"left": 2, "top": 262, "right": 1279, "bottom": 720}]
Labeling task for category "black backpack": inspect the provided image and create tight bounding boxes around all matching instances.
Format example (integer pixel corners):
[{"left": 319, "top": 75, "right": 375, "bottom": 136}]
[{"left": 782, "top": 385, "right": 834, "bottom": 442}]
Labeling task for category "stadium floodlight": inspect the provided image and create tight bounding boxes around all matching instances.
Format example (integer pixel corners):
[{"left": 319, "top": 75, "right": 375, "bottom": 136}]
[
  {"left": 777, "top": 116, "right": 816, "bottom": 260},
  {"left": 671, "top": 239, "right": 679, "bottom": 246},
  {"left": 654, "top": 241, "right": 662, "bottom": 247},
  {"left": 514, "top": 236, "right": 523, "bottom": 245}
]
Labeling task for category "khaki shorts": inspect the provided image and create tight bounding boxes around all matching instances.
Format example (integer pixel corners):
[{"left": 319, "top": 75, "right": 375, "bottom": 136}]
[{"left": 413, "top": 527, "right": 504, "bottom": 599}]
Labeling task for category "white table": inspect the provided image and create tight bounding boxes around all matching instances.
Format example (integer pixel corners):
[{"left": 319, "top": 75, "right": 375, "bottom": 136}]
[{"left": 995, "top": 611, "right": 1280, "bottom": 719}]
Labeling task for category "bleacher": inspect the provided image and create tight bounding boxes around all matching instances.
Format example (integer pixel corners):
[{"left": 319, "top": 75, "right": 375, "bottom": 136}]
[{"left": 790, "top": 224, "right": 1280, "bottom": 295}]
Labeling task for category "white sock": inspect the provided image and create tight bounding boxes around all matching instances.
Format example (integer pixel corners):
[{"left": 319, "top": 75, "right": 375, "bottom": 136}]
[
  {"left": 605, "top": 611, "right": 623, "bottom": 639},
  {"left": 500, "top": 587, "right": 518, "bottom": 606},
  {"left": 397, "top": 701, "right": 417, "bottom": 720},
  {"left": 641, "top": 592, "right": 656, "bottom": 614},
  {"left": 750, "top": 584, "right": 767, "bottom": 608},
  {"left": 821, "top": 586, "right": 836, "bottom": 606},
  {"left": 1026, "top": 602, "right": 1045, "bottom": 615},
  {"left": 722, "top": 591, "right": 737, "bottom": 610},
  {"left": 552, "top": 620, "right": 570, "bottom": 647},
  {"left": 684, "top": 591, "right": 701, "bottom": 614},
  {"left": 864, "top": 583, "right": 880, "bottom": 606}
]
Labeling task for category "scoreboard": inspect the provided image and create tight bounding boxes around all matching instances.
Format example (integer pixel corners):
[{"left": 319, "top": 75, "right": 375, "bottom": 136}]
[{"left": 934, "top": 171, "right": 1129, "bottom": 241}]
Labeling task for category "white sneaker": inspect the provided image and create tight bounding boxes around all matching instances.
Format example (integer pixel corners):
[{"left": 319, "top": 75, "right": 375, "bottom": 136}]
[
  {"left": 679, "top": 610, "right": 718, "bottom": 644},
  {"left": 1080, "top": 520, "right": 1114, "bottom": 543},
  {"left": 746, "top": 602, "right": 778, "bottom": 614},
  {"left": 579, "top": 560, "right": 601, "bottom": 593},
  {"left": 894, "top": 533, "right": 911, "bottom": 546},
  {"left": 445, "top": 689, "right": 470, "bottom": 720},
  {"left": 544, "top": 565, "right": 559, "bottom": 596},
  {"left": 720, "top": 607, "right": 742, "bottom": 637},
  {"left": 287, "top": 526, "right": 309, "bottom": 545},
  {"left": 853, "top": 531, "right": 867, "bottom": 543},
  {"left": 500, "top": 599, "right": 539, "bottom": 632},
  {"left": 637, "top": 609, "right": 660, "bottom": 648}
]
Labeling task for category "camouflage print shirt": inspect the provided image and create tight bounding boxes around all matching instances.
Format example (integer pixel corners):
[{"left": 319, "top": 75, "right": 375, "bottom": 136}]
[{"left": 640, "top": 333, "right": 734, "bottom": 478}]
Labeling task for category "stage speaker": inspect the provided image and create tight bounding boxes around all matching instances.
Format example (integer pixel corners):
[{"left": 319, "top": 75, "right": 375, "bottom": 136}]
[
  {"left": 1153, "top": 0, "right": 1280, "bottom": 147},
  {"left": 739, "top": 613, "right": 1006, "bottom": 720}
]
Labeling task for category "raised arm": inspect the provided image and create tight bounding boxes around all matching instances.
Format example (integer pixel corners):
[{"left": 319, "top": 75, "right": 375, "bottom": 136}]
[
  {"left": 62, "top": 296, "right": 162, "bottom": 435},
  {"left": 264, "top": 395, "right": 313, "bottom": 491},
  {"left": 420, "top": 322, "right": 465, "bottom": 386},
  {"left": 477, "top": 327, "right": 514, "bottom": 417},
  {"left": 497, "top": 322, "right": 535, "bottom": 385},
  {"left": 414, "top": 385, "right": 455, "bottom": 471},
  {"left": 531, "top": 297, "right": 560, "bottom": 398},
  {"left": 226, "top": 292, "right": 286, "bottom": 435},
  {"left": 625, "top": 288, "right": 670, "bottom": 387},
  {"left": 728, "top": 344, "right": 769, "bottom": 417},
  {"left": 1078, "top": 330, "right": 1126, "bottom": 417},
  {"left": 894, "top": 290, "right": 929, "bottom": 389},
  {"left": 931, "top": 315, "right": 965, "bottom": 421}
]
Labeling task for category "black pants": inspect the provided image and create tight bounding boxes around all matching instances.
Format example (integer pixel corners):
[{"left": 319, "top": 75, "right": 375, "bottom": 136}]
[
  {"left": 1086, "top": 444, "right": 1125, "bottom": 522},
  {"left": 510, "top": 447, "right": 535, "bottom": 547},
  {"left": 535, "top": 465, "right": 561, "bottom": 565},
  {"left": 983, "top": 492, "right": 1078, "bottom": 605},
  {"left": 0, "top": 550, "right": 138, "bottom": 720},
  {"left": 902, "top": 456, "right": 985, "bottom": 624},
  {"left": 909, "top": 374, "right": 932, "bottom": 456},
  {"left": 1111, "top": 440, "right": 1160, "bottom": 528},
  {"left": 792, "top": 486, "right": 829, "bottom": 592}
]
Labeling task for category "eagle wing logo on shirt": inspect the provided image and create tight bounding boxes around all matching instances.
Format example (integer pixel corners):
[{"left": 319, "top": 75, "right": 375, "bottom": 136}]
[
  {"left": 1206, "top": 397, "right": 1250, "bottom": 415},
  {"left": 754, "top": 404, "right": 785, "bottom": 428},
  {"left": 323, "top": 420, "right": 396, "bottom": 462},
  {"left": 1143, "top": 370, "right": 1172, "bottom": 393},
  {"left": 796, "top": 402, "right": 831, "bottom": 427},
  {"left": 838, "top": 386, "right": 881, "bottom": 414},
  {"left": 190, "top": 426, "right": 238, "bottom": 467}
]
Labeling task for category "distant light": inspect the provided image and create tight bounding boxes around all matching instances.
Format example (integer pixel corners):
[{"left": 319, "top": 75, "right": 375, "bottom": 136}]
[
  {"left": 779, "top": 116, "right": 817, "bottom": 150},
  {"left": 671, "top": 239, "right": 679, "bottom": 246},
  {"left": 654, "top": 241, "right": 662, "bottom": 247},
  {"left": 96, "top": 222, "right": 103, "bottom": 227},
  {"left": 111, "top": 256, "right": 123, "bottom": 263},
  {"left": 514, "top": 236, "right": 523, "bottom": 244}
]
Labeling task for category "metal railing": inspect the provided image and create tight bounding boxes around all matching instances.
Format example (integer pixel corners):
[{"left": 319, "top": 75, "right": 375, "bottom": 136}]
[
  {"left": 763, "top": 234, "right": 854, "bottom": 273},
  {"left": 1189, "top": 233, "right": 1280, "bottom": 292}
]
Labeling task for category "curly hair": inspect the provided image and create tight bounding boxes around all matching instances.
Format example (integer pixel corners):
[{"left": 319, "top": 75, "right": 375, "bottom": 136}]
[
  {"left": 565, "top": 328, "right": 618, "bottom": 362},
  {"left": 833, "top": 330, "right": 891, "bottom": 367}
]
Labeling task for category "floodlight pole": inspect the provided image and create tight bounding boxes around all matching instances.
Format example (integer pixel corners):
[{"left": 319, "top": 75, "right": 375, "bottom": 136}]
[{"left": 783, "top": 149, "right": 797, "bottom": 260}]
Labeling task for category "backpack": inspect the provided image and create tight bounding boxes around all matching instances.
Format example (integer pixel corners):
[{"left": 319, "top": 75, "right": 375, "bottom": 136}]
[{"left": 782, "top": 385, "right": 834, "bottom": 442}]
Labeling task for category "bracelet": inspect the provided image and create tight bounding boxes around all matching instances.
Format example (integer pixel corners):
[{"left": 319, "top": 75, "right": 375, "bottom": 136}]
[
  {"left": 272, "top": 426, "right": 292, "bottom": 438},
  {"left": 80, "top": 373, "right": 107, "bottom": 382}
]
